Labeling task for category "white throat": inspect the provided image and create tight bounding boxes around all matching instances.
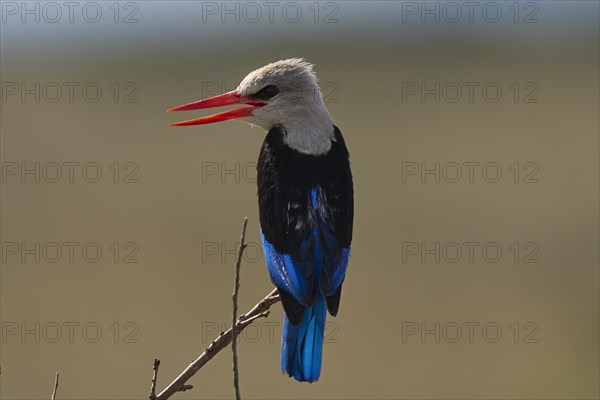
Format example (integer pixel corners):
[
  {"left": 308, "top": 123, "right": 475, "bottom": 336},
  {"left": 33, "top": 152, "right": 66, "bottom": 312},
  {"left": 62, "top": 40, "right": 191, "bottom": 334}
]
[{"left": 282, "top": 106, "right": 334, "bottom": 156}]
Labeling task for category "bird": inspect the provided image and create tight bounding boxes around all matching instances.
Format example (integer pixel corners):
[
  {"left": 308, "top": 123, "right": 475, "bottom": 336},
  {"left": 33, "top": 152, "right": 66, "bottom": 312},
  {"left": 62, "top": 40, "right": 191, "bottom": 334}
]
[{"left": 168, "top": 58, "right": 353, "bottom": 383}]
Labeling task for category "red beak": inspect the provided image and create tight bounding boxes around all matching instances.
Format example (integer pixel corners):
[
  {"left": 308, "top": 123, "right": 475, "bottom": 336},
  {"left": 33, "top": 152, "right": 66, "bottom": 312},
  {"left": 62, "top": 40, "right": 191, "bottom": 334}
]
[{"left": 168, "top": 90, "right": 265, "bottom": 127}]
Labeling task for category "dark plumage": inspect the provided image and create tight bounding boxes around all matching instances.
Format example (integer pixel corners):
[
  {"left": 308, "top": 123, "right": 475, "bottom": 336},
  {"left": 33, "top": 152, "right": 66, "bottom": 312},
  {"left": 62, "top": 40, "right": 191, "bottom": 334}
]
[{"left": 258, "top": 125, "right": 353, "bottom": 381}]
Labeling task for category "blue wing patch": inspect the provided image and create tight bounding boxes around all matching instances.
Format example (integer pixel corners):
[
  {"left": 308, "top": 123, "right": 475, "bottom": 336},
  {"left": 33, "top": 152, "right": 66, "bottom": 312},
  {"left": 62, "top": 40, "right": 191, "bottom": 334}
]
[
  {"left": 260, "top": 228, "right": 319, "bottom": 307},
  {"left": 319, "top": 223, "right": 350, "bottom": 296},
  {"left": 261, "top": 187, "right": 349, "bottom": 311}
]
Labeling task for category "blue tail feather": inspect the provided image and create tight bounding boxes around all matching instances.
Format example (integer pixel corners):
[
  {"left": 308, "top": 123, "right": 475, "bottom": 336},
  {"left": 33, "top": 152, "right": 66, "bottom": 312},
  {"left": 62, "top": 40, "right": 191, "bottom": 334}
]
[{"left": 281, "top": 294, "right": 326, "bottom": 383}]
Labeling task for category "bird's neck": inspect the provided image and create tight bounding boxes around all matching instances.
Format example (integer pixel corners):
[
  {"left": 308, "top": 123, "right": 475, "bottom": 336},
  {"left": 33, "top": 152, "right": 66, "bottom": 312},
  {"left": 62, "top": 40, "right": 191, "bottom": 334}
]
[{"left": 281, "top": 108, "right": 335, "bottom": 156}]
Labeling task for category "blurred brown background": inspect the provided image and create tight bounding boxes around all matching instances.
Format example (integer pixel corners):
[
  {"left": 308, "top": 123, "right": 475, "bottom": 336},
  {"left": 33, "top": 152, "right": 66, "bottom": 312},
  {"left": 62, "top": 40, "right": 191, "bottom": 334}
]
[{"left": 1, "top": 1, "right": 598, "bottom": 399}]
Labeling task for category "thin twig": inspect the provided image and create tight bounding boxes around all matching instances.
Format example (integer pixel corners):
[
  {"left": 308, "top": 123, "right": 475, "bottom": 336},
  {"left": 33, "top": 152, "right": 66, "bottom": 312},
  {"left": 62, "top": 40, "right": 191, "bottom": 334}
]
[
  {"left": 149, "top": 359, "right": 160, "bottom": 400},
  {"left": 154, "top": 288, "right": 280, "bottom": 400},
  {"left": 232, "top": 217, "right": 248, "bottom": 400},
  {"left": 51, "top": 372, "right": 59, "bottom": 400}
]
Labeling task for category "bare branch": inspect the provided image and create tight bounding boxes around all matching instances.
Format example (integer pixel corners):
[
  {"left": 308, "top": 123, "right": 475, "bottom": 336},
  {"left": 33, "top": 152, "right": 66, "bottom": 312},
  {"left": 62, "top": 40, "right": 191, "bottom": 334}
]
[
  {"left": 51, "top": 372, "right": 59, "bottom": 400},
  {"left": 155, "top": 288, "right": 280, "bottom": 400},
  {"left": 149, "top": 359, "right": 160, "bottom": 400},
  {"left": 232, "top": 217, "right": 248, "bottom": 400}
]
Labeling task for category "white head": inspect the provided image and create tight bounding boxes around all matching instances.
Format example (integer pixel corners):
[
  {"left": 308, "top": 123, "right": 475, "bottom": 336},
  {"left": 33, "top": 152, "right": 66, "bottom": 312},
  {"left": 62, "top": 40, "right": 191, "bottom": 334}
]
[{"left": 168, "top": 58, "right": 335, "bottom": 155}]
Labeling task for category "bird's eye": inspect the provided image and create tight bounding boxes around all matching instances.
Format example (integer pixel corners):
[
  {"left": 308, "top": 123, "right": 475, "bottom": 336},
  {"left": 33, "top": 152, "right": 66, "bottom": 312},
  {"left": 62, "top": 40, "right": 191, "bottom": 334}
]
[{"left": 253, "top": 85, "right": 280, "bottom": 101}]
